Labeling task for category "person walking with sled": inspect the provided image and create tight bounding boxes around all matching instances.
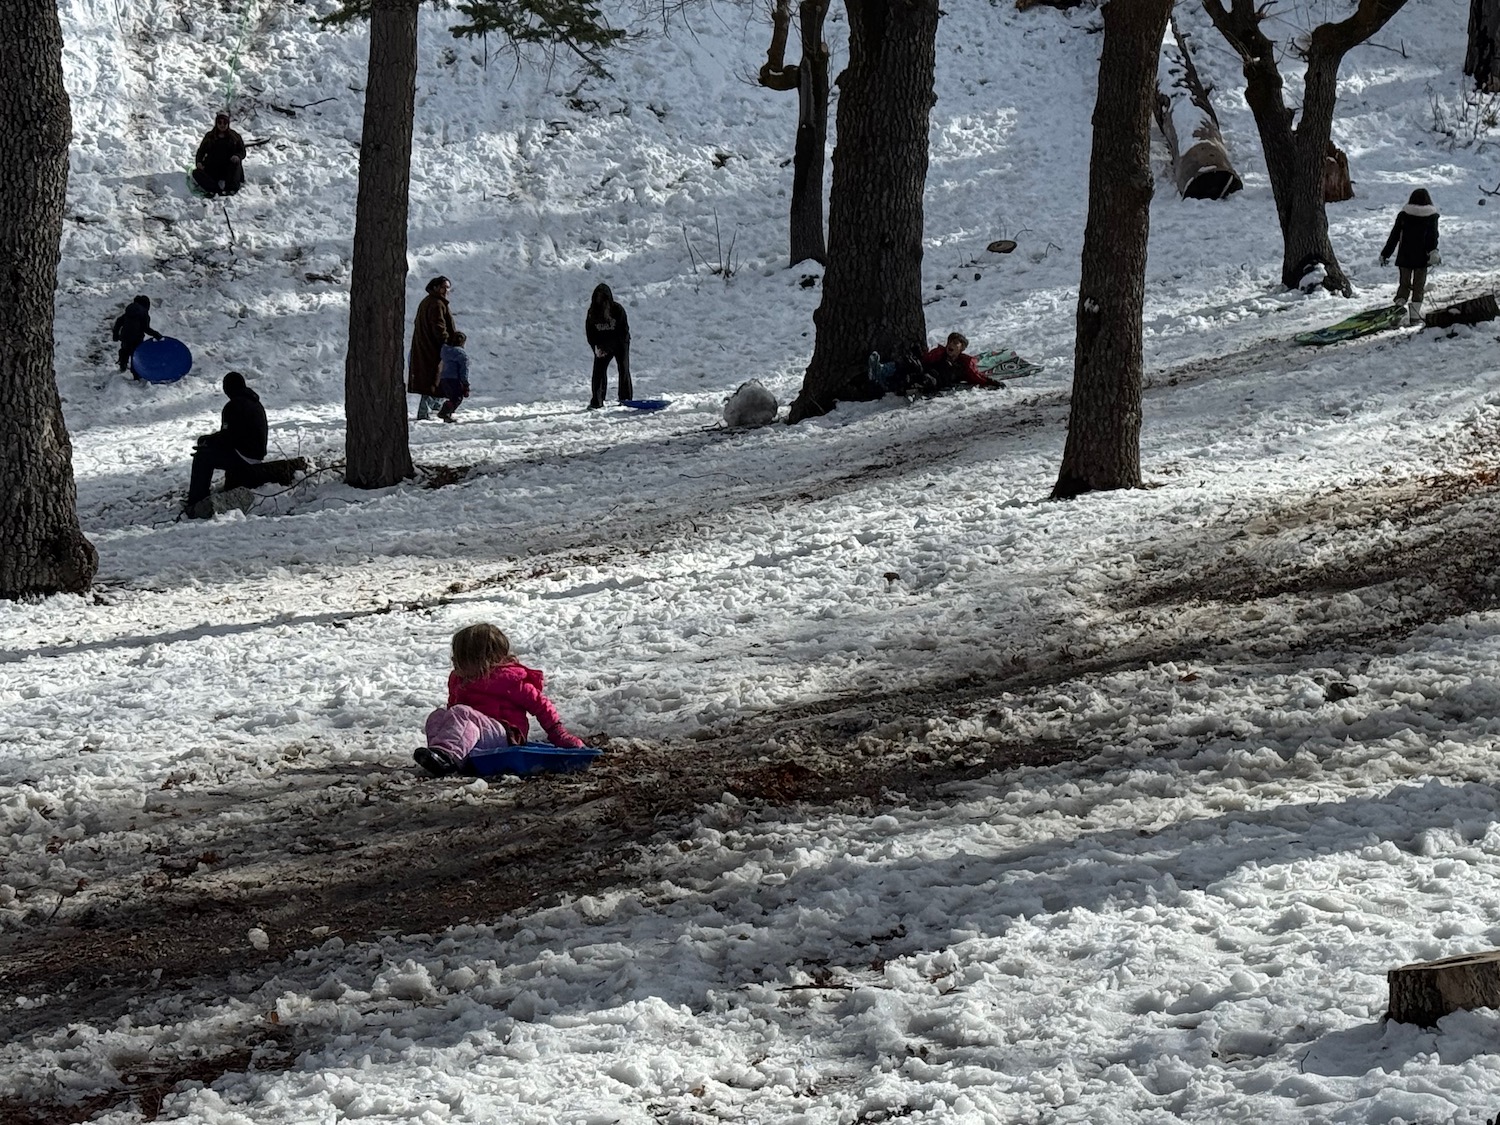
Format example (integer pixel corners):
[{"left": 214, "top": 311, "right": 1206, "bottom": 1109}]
[
  {"left": 192, "top": 112, "right": 246, "bottom": 197},
  {"left": 184, "top": 371, "right": 268, "bottom": 519},
  {"left": 585, "top": 283, "right": 633, "bottom": 408},
  {"left": 414, "top": 623, "right": 586, "bottom": 777},
  {"left": 111, "top": 295, "right": 163, "bottom": 374},
  {"left": 436, "top": 331, "right": 471, "bottom": 422},
  {"left": 1380, "top": 188, "right": 1440, "bottom": 326},
  {"left": 409, "top": 276, "right": 456, "bottom": 420}
]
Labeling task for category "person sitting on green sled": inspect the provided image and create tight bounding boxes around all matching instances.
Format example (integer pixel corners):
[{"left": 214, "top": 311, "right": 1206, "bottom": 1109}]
[
  {"left": 867, "top": 332, "right": 995, "bottom": 397},
  {"left": 192, "top": 112, "right": 246, "bottom": 197}
]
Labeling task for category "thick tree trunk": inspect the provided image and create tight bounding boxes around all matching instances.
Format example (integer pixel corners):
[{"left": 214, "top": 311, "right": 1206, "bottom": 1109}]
[
  {"left": 1467, "top": 0, "right": 1500, "bottom": 91},
  {"left": 1052, "top": 0, "right": 1173, "bottom": 499},
  {"left": 1388, "top": 951, "right": 1500, "bottom": 1027},
  {"left": 1204, "top": 0, "right": 1411, "bottom": 295},
  {"left": 1155, "top": 17, "right": 1242, "bottom": 200},
  {"left": 0, "top": 0, "right": 98, "bottom": 599},
  {"left": 789, "top": 0, "right": 830, "bottom": 267},
  {"left": 344, "top": 0, "right": 417, "bottom": 489},
  {"left": 788, "top": 0, "right": 938, "bottom": 423}
]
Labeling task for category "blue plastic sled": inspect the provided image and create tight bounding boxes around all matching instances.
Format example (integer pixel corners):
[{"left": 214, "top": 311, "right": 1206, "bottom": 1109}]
[
  {"left": 468, "top": 742, "right": 603, "bottom": 777},
  {"left": 131, "top": 337, "right": 193, "bottom": 384},
  {"left": 621, "top": 398, "right": 671, "bottom": 412}
]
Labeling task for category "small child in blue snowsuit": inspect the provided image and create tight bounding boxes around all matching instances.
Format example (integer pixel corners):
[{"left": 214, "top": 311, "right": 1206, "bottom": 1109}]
[{"left": 436, "top": 332, "right": 470, "bottom": 422}]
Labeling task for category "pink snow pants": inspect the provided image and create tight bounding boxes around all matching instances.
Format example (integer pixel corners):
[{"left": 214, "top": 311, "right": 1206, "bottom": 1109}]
[{"left": 424, "top": 705, "right": 516, "bottom": 760}]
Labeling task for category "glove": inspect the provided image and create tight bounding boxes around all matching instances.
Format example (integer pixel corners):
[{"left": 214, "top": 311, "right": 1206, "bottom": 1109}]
[
  {"left": 1378, "top": 255, "right": 1389, "bottom": 268},
  {"left": 1428, "top": 250, "right": 1441, "bottom": 266}
]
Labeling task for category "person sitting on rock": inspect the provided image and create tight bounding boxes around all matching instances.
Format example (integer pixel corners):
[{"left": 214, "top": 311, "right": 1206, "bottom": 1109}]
[
  {"left": 185, "top": 371, "right": 267, "bottom": 519},
  {"left": 868, "top": 332, "right": 993, "bottom": 396},
  {"left": 111, "top": 294, "right": 162, "bottom": 374},
  {"left": 193, "top": 112, "right": 246, "bottom": 197}
]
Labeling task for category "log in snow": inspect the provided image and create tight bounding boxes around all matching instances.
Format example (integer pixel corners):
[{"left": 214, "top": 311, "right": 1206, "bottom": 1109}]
[
  {"left": 1388, "top": 950, "right": 1500, "bottom": 1027},
  {"left": 1155, "top": 16, "right": 1242, "bottom": 200}
]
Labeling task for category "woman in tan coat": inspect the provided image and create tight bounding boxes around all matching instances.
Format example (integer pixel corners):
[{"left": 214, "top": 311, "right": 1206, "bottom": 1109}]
[{"left": 408, "top": 276, "right": 456, "bottom": 420}]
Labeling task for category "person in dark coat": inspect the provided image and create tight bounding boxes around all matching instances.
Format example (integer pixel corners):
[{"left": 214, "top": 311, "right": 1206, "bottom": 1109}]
[
  {"left": 585, "top": 283, "right": 633, "bottom": 408},
  {"left": 1380, "top": 188, "right": 1440, "bottom": 325},
  {"left": 111, "top": 295, "right": 163, "bottom": 374},
  {"left": 408, "top": 276, "right": 456, "bottom": 420},
  {"left": 185, "top": 371, "right": 269, "bottom": 518},
  {"left": 193, "top": 112, "right": 247, "bottom": 197}
]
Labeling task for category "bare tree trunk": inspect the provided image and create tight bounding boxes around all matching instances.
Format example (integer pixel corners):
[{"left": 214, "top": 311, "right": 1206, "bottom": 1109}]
[
  {"left": 789, "top": 0, "right": 830, "bottom": 267},
  {"left": 788, "top": 0, "right": 938, "bottom": 423},
  {"left": 1467, "top": 0, "right": 1500, "bottom": 91},
  {"left": 0, "top": 0, "right": 98, "bottom": 599},
  {"left": 1204, "top": 0, "right": 1411, "bottom": 295},
  {"left": 1053, "top": 0, "right": 1174, "bottom": 499},
  {"left": 345, "top": 0, "right": 417, "bottom": 489}
]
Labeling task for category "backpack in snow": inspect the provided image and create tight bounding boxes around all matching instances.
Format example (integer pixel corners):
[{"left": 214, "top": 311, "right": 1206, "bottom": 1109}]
[{"left": 723, "top": 380, "right": 778, "bottom": 428}]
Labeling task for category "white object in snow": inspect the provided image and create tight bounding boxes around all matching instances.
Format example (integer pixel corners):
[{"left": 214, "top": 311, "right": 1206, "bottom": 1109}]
[{"left": 723, "top": 380, "right": 778, "bottom": 427}]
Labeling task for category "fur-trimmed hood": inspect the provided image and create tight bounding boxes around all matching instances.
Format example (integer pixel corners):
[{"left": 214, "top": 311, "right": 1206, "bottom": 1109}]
[{"left": 1402, "top": 203, "right": 1439, "bottom": 218}]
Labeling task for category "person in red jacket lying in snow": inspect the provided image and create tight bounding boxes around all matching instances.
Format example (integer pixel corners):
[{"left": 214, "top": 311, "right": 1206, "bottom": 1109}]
[{"left": 867, "top": 332, "right": 993, "bottom": 397}]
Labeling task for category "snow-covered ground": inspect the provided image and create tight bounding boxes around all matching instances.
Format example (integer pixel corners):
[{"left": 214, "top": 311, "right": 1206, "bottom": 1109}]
[{"left": 6, "top": 0, "right": 1500, "bottom": 1120}]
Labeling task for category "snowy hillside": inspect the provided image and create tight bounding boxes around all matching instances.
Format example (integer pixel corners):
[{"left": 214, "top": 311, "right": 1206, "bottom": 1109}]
[{"left": 6, "top": 0, "right": 1500, "bottom": 1121}]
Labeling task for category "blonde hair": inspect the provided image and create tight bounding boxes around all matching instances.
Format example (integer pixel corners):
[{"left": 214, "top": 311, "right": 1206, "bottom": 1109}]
[{"left": 450, "top": 623, "right": 512, "bottom": 682}]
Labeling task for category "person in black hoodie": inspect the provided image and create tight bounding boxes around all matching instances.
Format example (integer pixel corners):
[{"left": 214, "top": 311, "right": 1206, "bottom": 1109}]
[
  {"left": 1380, "top": 188, "right": 1440, "bottom": 325},
  {"left": 193, "top": 112, "right": 247, "bottom": 197},
  {"left": 111, "top": 295, "right": 163, "bottom": 374},
  {"left": 584, "top": 283, "right": 633, "bottom": 408},
  {"left": 185, "top": 371, "right": 269, "bottom": 518}
]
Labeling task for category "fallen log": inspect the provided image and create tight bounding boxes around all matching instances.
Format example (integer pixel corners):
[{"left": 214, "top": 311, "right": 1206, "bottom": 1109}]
[
  {"left": 223, "top": 456, "right": 308, "bottom": 491},
  {"left": 1155, "top": 16, "right": 1242, "bottom": 200},
  {"left": 1420, "top": 293, "right": 1499, "bottom": 329},
  {"left": 1388, "top": 949, "right": 1500, "bottom": 1027}
]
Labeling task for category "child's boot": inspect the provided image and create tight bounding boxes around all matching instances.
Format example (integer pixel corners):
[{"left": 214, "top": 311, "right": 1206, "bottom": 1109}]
[
  {"left": 1408, "top": 300, "right": 1423, "bottom": 326},
  {"left": 413, "top": 747, "right": 458, "bottom": 777}
]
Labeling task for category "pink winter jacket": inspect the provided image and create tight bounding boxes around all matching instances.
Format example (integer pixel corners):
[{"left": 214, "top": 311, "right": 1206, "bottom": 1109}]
[{"left": 448, "top": 661, "right": 584, "bottom": 748}]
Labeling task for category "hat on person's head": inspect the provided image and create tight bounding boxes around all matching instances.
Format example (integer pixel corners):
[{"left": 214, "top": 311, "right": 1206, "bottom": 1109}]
[
  {"left": 215, "top": 111, "right": 230, "bottom": 124},
  {"left": 222, "top": 371, "right": 247, "bottom": 395},
  {"left": 425, "top": 275, "right": 450, "bottom": 295},
  {"left": 135, "top": 295, "right": 150, "bottom": 308}
]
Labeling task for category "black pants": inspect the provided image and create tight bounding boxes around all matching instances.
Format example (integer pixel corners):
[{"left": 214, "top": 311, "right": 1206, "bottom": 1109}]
[
  {"left": 590, "top": 344, "right": 633, "bottom": 406},
  {"left": 188, "top": 433, "right": 252, "bottom": 506},
  {"left": 193, "top": 162, "right": 244, "bottom": 196},
  {"left": 118, "top": 338, "right": 142, "bottom": 372}
]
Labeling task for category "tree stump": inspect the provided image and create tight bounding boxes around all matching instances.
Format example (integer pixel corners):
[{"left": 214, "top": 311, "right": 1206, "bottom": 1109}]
[
  {"left": 1388, "top": 950, "right": 1500, "bottom": 1027},
  {"left": 1323, "top": 142, "right": 1353, "bottom": 202},
  {"left": 1420, "top": 294, "right": 1500, "bottom": 329}
]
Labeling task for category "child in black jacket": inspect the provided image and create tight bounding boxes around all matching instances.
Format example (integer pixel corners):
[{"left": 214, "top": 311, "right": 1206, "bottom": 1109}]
[
  {"left": 584, "top": 283, "right": 634, "bottom": 408},
  {"left": 111, "top": 295, "right": 163, "bottom": 374},
  {"left": 1380, "top": 188, "right": 1440, "bottom": 325}
]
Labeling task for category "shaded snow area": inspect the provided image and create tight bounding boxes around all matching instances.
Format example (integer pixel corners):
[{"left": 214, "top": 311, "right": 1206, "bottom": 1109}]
[{"left": 7, "top": 0, "right": 1500, "bottom": 1120}]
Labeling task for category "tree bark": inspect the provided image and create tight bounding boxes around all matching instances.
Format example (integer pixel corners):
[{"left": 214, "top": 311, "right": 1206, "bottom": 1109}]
[
  {"left": 0, "top": 0, "right": 98, "bottom": 599},
  {"left": 1203, "top": 0, "right": 1410, "bottom": 295},
  {"left": 1323, "top": 141, "right": 1353, "bottom": 202},
  {"left": 1467, "top": 0, "right": 1500, "bottom": 91},
  {"left": 789, "top": 0, "right": 938, "bottom": 423},
  {"left": 789, "top": 0, "right": 830, "bottom": 267},
  {"left": 1388, "top": 950, "right": 1500, "bottom": 1027},
  {"left": 344, "top": 0, "right": 418, "bottom": 489},
  {"left": 1052, "top": 0, "right": 1173, "bottom": 499},
  {"left": 1155, "top": 16, "right": 1242, "bottom": 200}
]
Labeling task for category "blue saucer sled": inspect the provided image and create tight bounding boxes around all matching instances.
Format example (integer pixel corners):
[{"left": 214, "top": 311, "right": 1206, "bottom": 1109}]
[
  {"left": 621, "top": 398, "right": 671, "bottom": 411},
  {"left": 131, "top": 337, "right": 193, "bottom": 384},
  {"left": 468, "top": 742, "right": 603, "bottom": 777}
]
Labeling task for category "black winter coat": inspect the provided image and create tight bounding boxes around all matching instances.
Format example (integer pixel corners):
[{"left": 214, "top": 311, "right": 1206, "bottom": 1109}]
[
  {"left": 1381, "top": 204, "right": 1440, "bottom": 270},
  {"left": 196, "top": 127, "right": 246, "bottom": 174},
  {"left": 112, "top": 299, "right": 159, "bottom": 347},
  {"left": 220, "top": 386, "right": 268, "bottom": 460},
  {"left": 585, "top": 300, "right": 630, "bottom": 355}
]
